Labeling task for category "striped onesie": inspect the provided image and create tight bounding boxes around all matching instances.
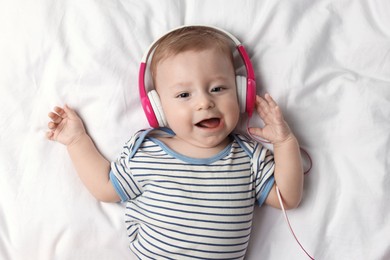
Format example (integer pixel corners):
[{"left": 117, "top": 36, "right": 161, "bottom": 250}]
[{"left": 110, "top": 128, "right": 275, "bottom": 259}]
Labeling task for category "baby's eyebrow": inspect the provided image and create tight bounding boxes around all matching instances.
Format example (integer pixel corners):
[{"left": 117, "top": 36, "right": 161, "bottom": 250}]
[
  {"left": 213, "top": 74, "right": 231, "bottom": 80},
  {"left": 169, "top": 82, "right": 191, "bottom": 90}
]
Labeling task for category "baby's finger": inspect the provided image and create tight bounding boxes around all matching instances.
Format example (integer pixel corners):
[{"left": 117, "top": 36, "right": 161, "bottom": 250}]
[
  {"left": 248, "top": 127, "right": 264, "bottom": 138},
  {"left": 46, "top": 131, "right": 54, "bottom": 140},
  {"left": 48, "top": 112, "right": 62, "bottom": 123},
  {"left": 256, "top": 96, "right": 270, "bottom": 113},
  {"left": 274, "top": 106, "right": 285, "bottom": 122},
  {"left": 264, "top": 93, "right": 278, "bottom": 108},
  {"left": 256, "top": 96, "right": 275, "bottom": 122},
  {"left": 53, "top": 106, "right": 65, "bottom": 116},
  {"left": 256, "top": 95, "right": 267, "bottom": 106},
  {"left": 48, "top": 121, "right": 57, "bottom": 130}
]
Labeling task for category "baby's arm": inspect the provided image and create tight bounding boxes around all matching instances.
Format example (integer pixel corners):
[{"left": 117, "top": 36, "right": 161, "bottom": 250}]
[
  {"left": 249, "top": 94, "right": 303, "bottom": 209},
  {"left": 47, "top": 105, "right": 120, "bottom": 202}
]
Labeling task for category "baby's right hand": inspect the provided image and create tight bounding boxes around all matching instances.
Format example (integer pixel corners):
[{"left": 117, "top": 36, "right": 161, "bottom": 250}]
[{"left": 47, "top": 105, "right": 86, "bottom": 146}]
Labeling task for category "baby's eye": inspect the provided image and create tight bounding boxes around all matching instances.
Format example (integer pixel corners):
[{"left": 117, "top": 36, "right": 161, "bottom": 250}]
[
  {"left": 176, "top": 92, "right": 190, "bottom": 98},
  {"left": 211, "top": 86, "right": 224, "bottom": 92}
]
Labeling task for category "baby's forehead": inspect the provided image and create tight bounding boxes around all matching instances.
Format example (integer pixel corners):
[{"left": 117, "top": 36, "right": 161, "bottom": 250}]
[
  {"left": 161, "top": 46, "right": 232, "bottom": 62},
  {"left": 151, "top": 35, "right": 234, "bottom": 70},
  {"left": 154, "top": 49, "right": 236, "bottom": 90},
  {"left": 154, "top": 48, "right": 236, "bottom": 79}
]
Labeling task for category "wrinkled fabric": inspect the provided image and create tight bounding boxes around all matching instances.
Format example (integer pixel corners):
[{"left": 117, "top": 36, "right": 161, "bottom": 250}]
[{"left": 0, "top": 0, "right": 389, "bottom": 259}]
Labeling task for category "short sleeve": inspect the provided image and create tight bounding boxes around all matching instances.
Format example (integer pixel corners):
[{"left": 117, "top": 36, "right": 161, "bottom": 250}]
[
  {"left": 109, "top": 131, "right": 145, "bottom": 202},
  {"left": 233, "top": 134, "right": 275, "bottom": 206},
  {"left": 252, "top": 143, "right": 275, "bottom": 206}
]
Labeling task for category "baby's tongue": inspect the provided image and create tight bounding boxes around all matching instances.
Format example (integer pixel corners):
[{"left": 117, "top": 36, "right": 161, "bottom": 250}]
[{"left": 198, "top": 118, "right": 220, "bottom": 128}]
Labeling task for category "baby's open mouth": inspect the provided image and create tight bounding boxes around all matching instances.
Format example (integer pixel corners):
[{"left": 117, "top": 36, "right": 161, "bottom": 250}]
[{"left": 195, "top": 118, "right": 221, "bottom": 128}]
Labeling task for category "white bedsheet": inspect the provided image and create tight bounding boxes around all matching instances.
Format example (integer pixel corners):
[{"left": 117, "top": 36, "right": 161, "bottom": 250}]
[{"left": 1, "top": 0, "right": 389, "bottom": 259}]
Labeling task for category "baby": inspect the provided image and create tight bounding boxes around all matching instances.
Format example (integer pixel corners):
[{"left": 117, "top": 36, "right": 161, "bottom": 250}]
[{"left": 47, "top": 26, "right": 303, "bottom": 259}]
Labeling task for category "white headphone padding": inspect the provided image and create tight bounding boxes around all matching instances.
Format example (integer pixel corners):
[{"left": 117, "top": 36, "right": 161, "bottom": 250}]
[
  {"left": 147, "top": 90, "right": 167, "bottom": 127},
  {"left": 236, "top": 75, "right": 247, "bottom": 113}
]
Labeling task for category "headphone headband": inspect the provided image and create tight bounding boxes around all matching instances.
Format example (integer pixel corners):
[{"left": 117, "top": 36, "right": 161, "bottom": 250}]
[{"left": 140, "top": 25, "right": 242, "bottom": 63}]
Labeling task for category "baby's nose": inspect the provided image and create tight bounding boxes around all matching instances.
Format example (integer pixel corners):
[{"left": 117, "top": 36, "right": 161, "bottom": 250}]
[{"left": 196, "top": 93, "right": 215, "bottom": 110}]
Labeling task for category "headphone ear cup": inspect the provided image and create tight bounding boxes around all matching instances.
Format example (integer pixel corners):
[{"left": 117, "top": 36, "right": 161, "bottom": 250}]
[
  {"left": 147, "top": 90, "right": 168, "bottom": 127},
  {"left": 236, "top": 75, "right": 247, "bottom": 113}
]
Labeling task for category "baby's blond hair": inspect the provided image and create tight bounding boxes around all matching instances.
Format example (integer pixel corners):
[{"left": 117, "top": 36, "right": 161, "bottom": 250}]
[{"left": 150, "top": 26, "right": 234, "bottom": 85}]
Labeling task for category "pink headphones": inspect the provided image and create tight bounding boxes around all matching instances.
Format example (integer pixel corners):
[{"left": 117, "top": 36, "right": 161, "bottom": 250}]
[{"left": 138, "top": 25, "right": 256, "bottom": 128}]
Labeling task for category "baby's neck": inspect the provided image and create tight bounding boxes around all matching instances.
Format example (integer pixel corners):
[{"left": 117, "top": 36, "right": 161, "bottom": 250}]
[{"left": 156, "top": 135, "right": 232, "bottom": 159}]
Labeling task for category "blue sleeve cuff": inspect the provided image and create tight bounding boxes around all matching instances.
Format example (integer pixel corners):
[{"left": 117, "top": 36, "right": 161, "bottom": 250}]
[
  {"left": 257, "top": 175, "right": 275, "bottom": 206},
  {"left": 109, "top": 171, "right": 128, "bottom": 202}
]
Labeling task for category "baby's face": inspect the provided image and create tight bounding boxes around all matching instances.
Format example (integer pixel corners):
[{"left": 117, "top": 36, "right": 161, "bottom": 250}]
[{"left": 155, "top": 48, "right": 240, "bottom": 149}]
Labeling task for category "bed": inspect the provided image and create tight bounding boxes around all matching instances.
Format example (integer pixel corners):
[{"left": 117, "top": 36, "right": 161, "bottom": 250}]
[{"left": 1, "top": 0, "right": 389, "bottom": 259}]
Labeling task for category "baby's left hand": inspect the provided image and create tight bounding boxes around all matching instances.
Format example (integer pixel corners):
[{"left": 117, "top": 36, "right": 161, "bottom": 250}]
[{"left": 249, "top": 94, "right": 293, "bottom": 145}]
